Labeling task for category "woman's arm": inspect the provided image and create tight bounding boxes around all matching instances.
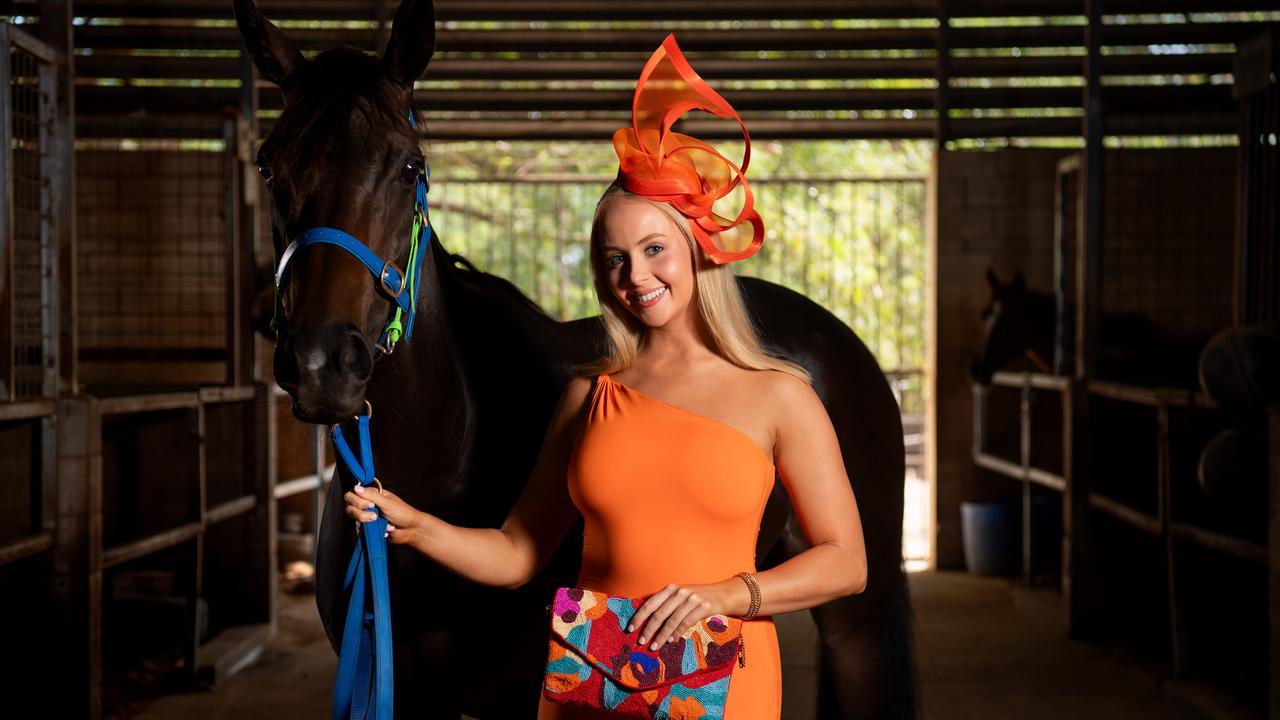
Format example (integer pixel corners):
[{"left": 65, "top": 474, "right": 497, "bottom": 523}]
[
  {"left": 630, "top": 371, "right": 867, "bottom": 648},
  {"left": 346, "top": 376, "right": 592, "bottom": 590},
  {"left": 729, "top": 372, "right": 868, "bottom": 609}
]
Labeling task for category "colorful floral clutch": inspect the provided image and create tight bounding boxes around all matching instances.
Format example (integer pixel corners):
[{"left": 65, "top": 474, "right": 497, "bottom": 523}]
[{"left": 543, "top": 586, "right": 745, "bottom": 720}]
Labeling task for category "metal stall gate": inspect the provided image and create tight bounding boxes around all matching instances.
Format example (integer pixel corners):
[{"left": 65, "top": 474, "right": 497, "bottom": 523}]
[{"left": 0, "top": 20, "right": 62, "bottom": 706}]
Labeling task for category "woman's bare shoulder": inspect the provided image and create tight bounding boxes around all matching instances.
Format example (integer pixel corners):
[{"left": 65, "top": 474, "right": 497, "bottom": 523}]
[{"left": 754, "top": 369, "right": 824, "bottom": 423}]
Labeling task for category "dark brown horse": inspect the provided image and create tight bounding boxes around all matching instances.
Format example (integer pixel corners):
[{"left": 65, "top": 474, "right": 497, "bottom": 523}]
[{"left": 235, "top": 1, "right": 915, "bottom": 717}]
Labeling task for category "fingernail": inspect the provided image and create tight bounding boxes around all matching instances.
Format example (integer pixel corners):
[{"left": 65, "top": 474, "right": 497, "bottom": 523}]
[
  {"left": 354, "top": 486, "right": 363, "bottom": 493},
  {"left": 627, "top": 624, "right": 633, "bottom": 633},
  {"left": 638, "top": 636, "right": 646, "bottom": 644},
  {"left": 649, "top": 642, "right": 657, "bottom": 651}
]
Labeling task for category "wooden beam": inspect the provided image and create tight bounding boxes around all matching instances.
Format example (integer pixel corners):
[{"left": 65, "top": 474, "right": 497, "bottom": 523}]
[
  {"left": 73, "top": 52, "right": 1238, "bottom": 82},
  {"left": 7, "top": 0, "right": 1274, "bottom": 20},
  {"left": 101, "top": 521, "right": 203, "bottom": 568},
  {"left": 72, "top": 83, "right": 1236, "bottom": 117},
  {"left": 8, "top": 0, "right": 939, "bottom": 21},
  {"left": 0, "top": 532, "right": 53, "bottom": 566}
]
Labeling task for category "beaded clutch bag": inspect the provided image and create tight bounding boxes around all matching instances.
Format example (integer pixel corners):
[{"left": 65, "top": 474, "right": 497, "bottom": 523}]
[{"left": 543, "top": 586, "right": 746, "bottom": 720}]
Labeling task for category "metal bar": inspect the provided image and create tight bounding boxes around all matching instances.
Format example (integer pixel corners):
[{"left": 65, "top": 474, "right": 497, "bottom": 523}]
[
  {"left": 0, "top": 531, "right": 53, "bottom": 566},
  {"left": 95, "top": 391, "right": 199, "bottom": 415},
  {"left": 1169, "top": 522, "right": 1268, "bottom": 565},
  {"left": 1052, "top": 157, "right": 1075, "bottom": 375},
  {"left": 1, "top": 23, "right": 13, "bottom": 403},
  {"left": 0, "top": 397, "right": 54, "bottom": 421},
  {"left": 274, "top": 471, "right": 326, "bottom": 499},
  {"left": 973, "top": 451, "right": 1068, "bottom": 492},
  {"left": 101, "top": 521, "right": 203, "bottom": 569},
  {"left": 1087, "top": 379, "right": 1215, "bottom": 408},
  {"left": 198, "top": 385, "right": 257, "bottom": 404},
  {"left": 1087, "top": 491, "right": 1162, "bottom": 536},
  {"left": 1159, "top": 403, "right": 1187, "bottom": 676},
  {"left": 206, "top": 494, "right": 257, "bottom": 525},
  {"left": 990, "top": 370, "right": 1071, "bottom": 392}
]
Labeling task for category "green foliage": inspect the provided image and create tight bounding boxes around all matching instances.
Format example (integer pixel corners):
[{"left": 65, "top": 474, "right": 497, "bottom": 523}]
[{"left": 425, "top": 140, "right": 930, "bottom": 410}]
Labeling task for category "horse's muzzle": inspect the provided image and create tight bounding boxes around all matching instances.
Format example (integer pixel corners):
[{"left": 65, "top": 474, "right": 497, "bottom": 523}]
[{"left": 275, "top": 321, "right": 374, "bottom": 423}]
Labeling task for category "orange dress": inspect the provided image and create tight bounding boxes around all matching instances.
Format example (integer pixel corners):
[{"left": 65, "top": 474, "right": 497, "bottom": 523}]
[{"left": 537, "top": 373, "right": 782, "bottom": 720}]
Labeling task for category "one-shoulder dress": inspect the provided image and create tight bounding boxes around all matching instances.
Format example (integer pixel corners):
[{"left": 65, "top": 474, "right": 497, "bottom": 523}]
[{"left": 537, "top": 373, "right": 782, "bottom": 720}]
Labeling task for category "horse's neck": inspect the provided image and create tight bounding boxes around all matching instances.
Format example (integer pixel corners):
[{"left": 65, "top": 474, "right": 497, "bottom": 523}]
[{"left": 364, "top": 236, "right": 477, "bottom": 507}]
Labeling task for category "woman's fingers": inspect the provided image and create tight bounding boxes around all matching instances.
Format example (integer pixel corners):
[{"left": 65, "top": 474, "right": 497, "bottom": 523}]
[
  {"left": 652, "top": 592, "right": 708, "bottom": 647},
  {"left": 629, "top": 584, "right": 716, "bottom": 650},
  {"left": 343, "top": 502, "right": 378, "bottom": 523}
]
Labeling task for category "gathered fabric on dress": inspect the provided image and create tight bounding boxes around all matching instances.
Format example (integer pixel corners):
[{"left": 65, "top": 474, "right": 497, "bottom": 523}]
[{"left": 537, "top": 373, "right": 782, "bottom": 720}]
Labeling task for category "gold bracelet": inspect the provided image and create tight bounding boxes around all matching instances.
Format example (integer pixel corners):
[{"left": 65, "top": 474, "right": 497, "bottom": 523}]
[{"left": 736, "top": 571, "right": 762, "bottom": 620}]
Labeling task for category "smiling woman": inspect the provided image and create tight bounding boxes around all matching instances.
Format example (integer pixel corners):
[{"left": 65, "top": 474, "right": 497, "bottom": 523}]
[{"left": 344, "top": 35, "right": 869, "bottom": 720}]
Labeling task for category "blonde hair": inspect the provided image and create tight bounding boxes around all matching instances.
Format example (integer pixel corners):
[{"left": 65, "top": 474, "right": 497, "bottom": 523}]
[{"left": 575, "top": 183, "right": 811, "bottom": 384}]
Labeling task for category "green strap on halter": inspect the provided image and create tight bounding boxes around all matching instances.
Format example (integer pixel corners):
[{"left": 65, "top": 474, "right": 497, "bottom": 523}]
[{"left": 379, "top": 207, "right": 427, "bottom": 347}]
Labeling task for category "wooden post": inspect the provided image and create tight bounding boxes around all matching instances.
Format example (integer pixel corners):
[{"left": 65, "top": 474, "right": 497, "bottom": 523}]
[
  {"left": 38, "top": 0, "right": 77, "bottom": 395},
  {"left": 1021, "top": 382, "right": 1033, "bottom": 586},
  {"left": 52, "top": 397, "right": 102, "bottom": 719},
  {"left": 1269, "top": 403, "right": 1279, "bottom": 720},
  {"left": 933, "top": 0, "right": 951, "bottom": 149},
  {"left": 1159, "top": 404, "right": 1187, "bottom": 677},
  {"left": 1066, "top": 0, "right": 1105, "bottom": 641}
]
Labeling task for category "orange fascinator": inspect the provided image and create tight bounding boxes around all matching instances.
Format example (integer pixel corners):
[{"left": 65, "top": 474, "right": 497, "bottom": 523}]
[{"left": 612, "top": 34, "right": 764, "bottom": 265}]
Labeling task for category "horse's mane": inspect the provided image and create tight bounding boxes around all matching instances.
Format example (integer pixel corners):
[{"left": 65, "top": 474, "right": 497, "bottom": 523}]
[{"left": 447, "top": 252, "right": 555, "bottom": 321}]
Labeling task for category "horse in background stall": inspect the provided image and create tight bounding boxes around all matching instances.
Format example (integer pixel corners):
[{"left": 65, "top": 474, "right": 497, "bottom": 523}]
[
  {"left": 970, "top": 268, "right": 1204, "bottom": 387},
  {"left": 234, "top": 0, "right": 917, "bottom": 717}
]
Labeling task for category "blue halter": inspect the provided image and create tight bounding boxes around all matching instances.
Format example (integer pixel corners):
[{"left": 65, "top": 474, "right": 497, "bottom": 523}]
[
  {"left": 270, "top": 111, "right": 430, "bottom": 719},
  {"left": 273, "top": 112, "right": 433, "bottom": 354}
]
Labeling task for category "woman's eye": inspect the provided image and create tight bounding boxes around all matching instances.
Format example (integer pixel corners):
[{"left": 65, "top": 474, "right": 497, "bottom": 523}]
[
  {"left": 646, "top": 244, "right": 663, "bottom": 255},
  {"left": 606, "top": 254, "right": 623, "bottom": 267}
]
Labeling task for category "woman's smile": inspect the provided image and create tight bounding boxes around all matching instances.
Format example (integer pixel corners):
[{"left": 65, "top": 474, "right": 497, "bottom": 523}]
[{"left": 633, "top": 286, "right": 669, "bottom": 307}]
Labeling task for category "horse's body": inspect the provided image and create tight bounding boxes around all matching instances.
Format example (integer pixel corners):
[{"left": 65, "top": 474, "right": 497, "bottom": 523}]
[
  {"left": 971, "top": 268, "right": 1204, "bottom": 387},
  {"left": 235, "top": 1, "right": 915, "bottom": 716}
]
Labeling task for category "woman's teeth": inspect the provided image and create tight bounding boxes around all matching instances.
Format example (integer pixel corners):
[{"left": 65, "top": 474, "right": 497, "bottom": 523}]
[{"left": 637, "top": 286, "right": 667, "bottom": 305}]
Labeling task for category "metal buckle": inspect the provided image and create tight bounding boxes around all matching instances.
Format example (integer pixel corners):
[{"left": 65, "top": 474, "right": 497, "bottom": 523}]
[{"left": 379, "top": 260, "right": 406, "bottom": 299}]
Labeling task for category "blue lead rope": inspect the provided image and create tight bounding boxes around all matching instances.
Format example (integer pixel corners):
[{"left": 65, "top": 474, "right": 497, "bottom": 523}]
[{"left": 331, "top": 412, "right": 394, "bottom": 720}]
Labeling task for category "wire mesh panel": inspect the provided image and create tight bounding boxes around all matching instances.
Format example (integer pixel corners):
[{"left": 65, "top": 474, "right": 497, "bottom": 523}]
[
  {"left": 76, "top": 126, "right": 231, "bottom": 388},
  {"left": 3, "top": 27, "right": 56, "bottom": 402},
  {"left": 1101, "top": 148, "right": 1236, "bottom": 341}
]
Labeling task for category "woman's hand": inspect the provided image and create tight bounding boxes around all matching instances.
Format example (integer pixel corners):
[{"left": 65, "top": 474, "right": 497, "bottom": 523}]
[
  {"left": 628, "top": 583, "right": 730, "bottom": 651},
  {"left": 343, "top": 484, "right": 424, "bottom": 545}
]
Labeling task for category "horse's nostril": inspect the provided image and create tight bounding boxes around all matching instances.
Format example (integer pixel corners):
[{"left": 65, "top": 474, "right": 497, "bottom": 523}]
[{"left": 339, "top": 329, "right": 373, "bottom": 382}]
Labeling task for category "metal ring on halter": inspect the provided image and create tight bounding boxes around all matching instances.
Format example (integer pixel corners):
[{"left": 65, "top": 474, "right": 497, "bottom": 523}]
[
  {"left": 362, "top": 399, "right": 373, "bottom": 419},
  {"left": 379, "top": 260, "right": 406, "bottom": 298},
  {"left": 370, "top": 477, "right": 384, "bottom": 494}
]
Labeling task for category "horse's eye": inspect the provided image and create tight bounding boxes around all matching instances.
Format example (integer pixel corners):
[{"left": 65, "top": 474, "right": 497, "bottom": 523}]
[
  {"left": 403, "top": 159, "right": 422, "bottom": 183},
  {"left": 256, "top": 152, "right": 273, "bottom": 183}
]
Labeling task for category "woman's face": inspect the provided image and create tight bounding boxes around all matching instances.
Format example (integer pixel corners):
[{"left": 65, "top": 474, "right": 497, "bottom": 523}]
[{"left": 598, "top": 197, "right": 696, "bottom": 329}]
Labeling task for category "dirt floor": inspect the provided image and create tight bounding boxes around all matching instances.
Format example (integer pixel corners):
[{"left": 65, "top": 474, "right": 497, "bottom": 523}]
[{"left": 113, "top": 570, "right": 1228, "bottom": 720}]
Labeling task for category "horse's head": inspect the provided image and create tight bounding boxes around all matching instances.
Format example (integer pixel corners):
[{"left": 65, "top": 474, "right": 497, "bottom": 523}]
[
  {"left": 970, "top": 268, "right": 1036, "bottom": 384},
  {"left": 235, "top": 0, "right": 436, "bottom": 423}
]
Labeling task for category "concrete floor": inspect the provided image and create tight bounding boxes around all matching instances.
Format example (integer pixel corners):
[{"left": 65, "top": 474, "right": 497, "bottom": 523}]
[{"left": 115, "top": 571, "right": 1217, "bottom": 720}]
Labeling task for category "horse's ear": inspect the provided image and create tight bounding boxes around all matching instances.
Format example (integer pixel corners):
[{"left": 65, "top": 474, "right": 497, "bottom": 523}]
[
  {"left": 233, "top": 0, "right": 304, "bottom": 87},
  {"left": 985, "top": 267, "right": 1001, "bottom": 291},
  {"left": 1012, "top": 270, "right": 1026, "bottom": 293},
  {"left": 382, "top": 0, "right": 436, "bottom": 89}
]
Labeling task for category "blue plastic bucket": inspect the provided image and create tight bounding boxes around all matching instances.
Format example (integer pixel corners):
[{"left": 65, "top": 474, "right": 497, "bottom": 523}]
[{"left": 960, "top": 499, "right": 1021, "bottom": 576}]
